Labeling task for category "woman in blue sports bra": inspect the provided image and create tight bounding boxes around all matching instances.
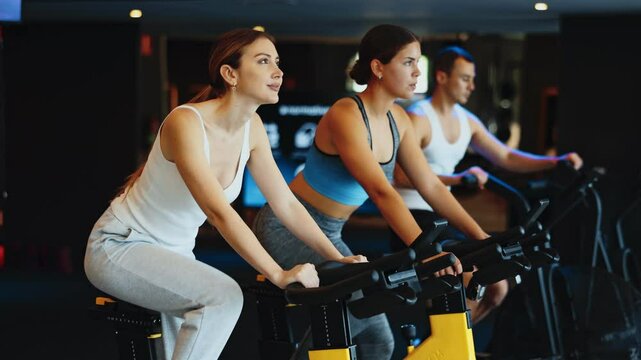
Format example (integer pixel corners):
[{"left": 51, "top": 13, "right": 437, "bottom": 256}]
[{"left": 253, "top": 24, "right": 490, "bottom": 360}]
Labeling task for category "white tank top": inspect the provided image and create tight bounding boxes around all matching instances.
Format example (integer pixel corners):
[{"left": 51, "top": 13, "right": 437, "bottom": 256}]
[
  {"left": 395, "top": 99, "right": 472, "bottom": 211},
  {"left": 110, "top": 105, "right": 251, "bottom": 254}
]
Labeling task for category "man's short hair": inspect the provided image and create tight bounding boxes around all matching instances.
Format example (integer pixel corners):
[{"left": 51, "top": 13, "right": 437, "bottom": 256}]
[{"left": 433, "top": 46, "right": 475, "bottom": 78}]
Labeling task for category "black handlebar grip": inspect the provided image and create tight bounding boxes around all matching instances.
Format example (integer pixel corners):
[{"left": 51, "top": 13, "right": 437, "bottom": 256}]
[
  {"left": 316, "top": 261, "right": 370, "bottom": 285},
  {"left": 556, "top": 159, "right": 574, "bottom": 170},
  {"left": 316, "top": 248, "right": 416, "bottom": 285},
  {"left": 486, "top": 225, "right": 525, "bottom": 245},
  {"left": 369, "top": 248, "right": 417, "bottom": 272},
  {"left": 414, "top": 253, "right": 457, "bottom": 280},
  {"left": 410, "top": 224, "right": 447, "bottom": 259},
  {"left": 459, "top": 243, "right": 504, "bottom": 271},
  {"left": 460, "top": 173, "right": 478, "bottom": 188},
  {"left": 285, "top": 270, "right": 380, "bottom": 305}
]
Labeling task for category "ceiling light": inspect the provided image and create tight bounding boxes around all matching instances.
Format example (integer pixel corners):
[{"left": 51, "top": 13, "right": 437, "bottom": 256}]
[
  {"left": 534, "top": 3, "right": 548, "bottom": 11},
  {"left": 129, "top": 9, "right": 143, "bottom": 18}
]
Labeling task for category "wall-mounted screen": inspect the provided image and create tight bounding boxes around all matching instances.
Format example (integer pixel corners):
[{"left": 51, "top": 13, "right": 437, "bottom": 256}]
[{"left": 0, "top": 0, "right": 21, "bottom": 22}]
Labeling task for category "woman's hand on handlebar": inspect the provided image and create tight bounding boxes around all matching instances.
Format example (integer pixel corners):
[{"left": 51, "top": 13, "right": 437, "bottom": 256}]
[
  {"left": 274, "top": 263, "right": 319, "bottom": 289},
  {"left": 559, "top": 152, "right": 583, "bottom": 170},
  {"left": 424, "top": 252, "right": 463, "bottom": 277},
  {"left": 337, "top": 255, "right": 368, "bottom": 264}
]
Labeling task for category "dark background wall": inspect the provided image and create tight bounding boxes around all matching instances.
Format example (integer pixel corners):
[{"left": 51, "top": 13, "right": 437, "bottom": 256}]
[
  {"left": 559, "top": 15, "right": 641, "bottom": 175},
  {"left": 3, "top": 23, "right": 140, "bottom": 272},
  {"left": 520, "top": 34, "right": 560, "bottom": 154},
  {"left": 556, "top": 15, "right": 641, "bottom": 266},
  {"left": 0, "top": 28, "right": 6, "bottom": 249}
]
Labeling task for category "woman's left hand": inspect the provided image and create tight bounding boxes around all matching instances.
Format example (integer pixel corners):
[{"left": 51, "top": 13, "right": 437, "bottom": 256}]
[{"left": 338, "top": 255, "right": 368, "bottom": 263}]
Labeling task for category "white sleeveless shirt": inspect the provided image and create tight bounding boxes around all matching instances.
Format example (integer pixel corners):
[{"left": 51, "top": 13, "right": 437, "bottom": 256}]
[
  {"left": 110, "top": 105, "right": 251, "bottom": 254},
  {"left": 395, "top": 99, "right": 471, "bottom": 211}
]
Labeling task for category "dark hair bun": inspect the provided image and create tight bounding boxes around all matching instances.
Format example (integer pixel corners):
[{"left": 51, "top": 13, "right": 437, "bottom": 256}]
[{"left": 349, "top": 59, "right": 371, "bottom": 85}]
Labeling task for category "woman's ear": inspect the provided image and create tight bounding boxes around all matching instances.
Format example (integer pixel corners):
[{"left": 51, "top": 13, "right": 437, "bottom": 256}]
[
  {"left": 370, "top": 59, "right": 384, "bottom": 80},
  {"left": 219, "top": 64, "right": 238, "bottom": 88}
]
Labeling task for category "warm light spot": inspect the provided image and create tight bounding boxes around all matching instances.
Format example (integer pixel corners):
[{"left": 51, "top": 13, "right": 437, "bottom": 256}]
[
  {"left": 130, "top": 9, "right": 143, "bottom": 18},
  {"left": 253, "top": 26, "right": 266, "bottom": 32},
  {"left": 534, "top": 3, "right": 548, "bottom": 11}
]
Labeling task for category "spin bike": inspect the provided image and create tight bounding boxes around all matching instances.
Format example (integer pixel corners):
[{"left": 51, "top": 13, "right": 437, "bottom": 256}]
[
  {"left": 401, "top": 199, "right": 555, "bottom": 360},
  {"left": 246, "top": 225, "right": 468, "bottom": 360},
  {"left": 248, "top": 216, "right": 543, "bottom": 360},
  {"left": 479, "top": 161, "right": 609, "bottom": 358}
]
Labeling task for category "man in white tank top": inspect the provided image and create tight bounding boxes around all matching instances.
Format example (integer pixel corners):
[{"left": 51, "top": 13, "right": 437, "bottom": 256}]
[{"left": 393, "top": 46, "right": 583, "bottom": 327}]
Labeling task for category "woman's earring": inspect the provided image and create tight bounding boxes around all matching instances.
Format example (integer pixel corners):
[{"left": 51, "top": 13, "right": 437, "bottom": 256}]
[
  {"left": 232, "top": 83, "right": 237, "bottom": 91},
  {"left": 378, "top": 75, "right": 383, "bottom": 80}
]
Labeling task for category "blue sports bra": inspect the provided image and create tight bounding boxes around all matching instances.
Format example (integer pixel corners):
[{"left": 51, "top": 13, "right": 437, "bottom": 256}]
[{"left": 302, "top": 95, "right": 400, "bottom": 206}]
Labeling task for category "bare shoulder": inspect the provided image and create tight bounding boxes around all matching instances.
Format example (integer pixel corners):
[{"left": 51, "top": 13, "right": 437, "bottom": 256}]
[
  {"left": 455, "top": 105, "right": 481, "bottom": 135},
  {"left": 162, "top": 106, "right": 203, "bottom": 135},
  {"left": 390, "top": 102, "right": 413, "bottom": 131},
  {"left": 158, "top": 106, "right": 207, "bottom": 161},
  {"left": 326, "top": 97, "right": 360, "bottom": 117},
  {"left": 459, "top": 105, "right": 482, "bottom": 126},
  {"left": 320, "top": 97, "right": 363, "bottom": 130}
]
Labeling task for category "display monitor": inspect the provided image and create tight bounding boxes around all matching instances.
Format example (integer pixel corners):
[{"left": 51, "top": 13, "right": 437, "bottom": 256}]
[{"left": 0, "top": 0, "right": 21, "bottom": 23}]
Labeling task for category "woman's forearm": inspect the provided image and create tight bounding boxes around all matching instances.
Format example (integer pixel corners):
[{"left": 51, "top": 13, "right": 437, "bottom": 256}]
[
  {"left": 369, "top": 188, "right": 423, "bottom": 246},
  {"left": 419, "top": 183, "right": 488, "bottom": 240},
  {"left": 208, "top": 210, "right": 284, "bottom": 281}
]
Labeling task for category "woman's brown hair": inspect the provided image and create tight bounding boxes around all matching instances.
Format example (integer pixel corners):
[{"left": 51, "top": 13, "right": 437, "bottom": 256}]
[
  {"left": 190, "top": 28, "right": 276, "bottom": 102},
  {"left": 118, "top": 28, "right": 275, "bottom": 196},
  {"left": 349, "top": 24, "right": 419, "bottom": 85}
]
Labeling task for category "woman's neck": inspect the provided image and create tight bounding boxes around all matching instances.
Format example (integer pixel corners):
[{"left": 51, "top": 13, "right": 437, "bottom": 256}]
[
  {"left": 203, "top": 94, "right": 258, "bottom": 132},
  {"left": 359, "top": 83, "right": 397, "bottom": 118}
]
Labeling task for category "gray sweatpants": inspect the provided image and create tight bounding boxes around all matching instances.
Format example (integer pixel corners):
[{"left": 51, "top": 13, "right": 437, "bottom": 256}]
[
  {"left": 84, "top": 208, "right": 243, "bottom": 360},
  {"left": 252, "top": 200, "right": 395, "bottom": 360}
]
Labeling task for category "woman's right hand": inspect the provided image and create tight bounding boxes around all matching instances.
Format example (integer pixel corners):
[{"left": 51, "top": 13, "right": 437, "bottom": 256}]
[
  {"left": 423, "top": 252, "right": 463, "bottom": 277},
  {"left": 273, "top": 263, "right": 319, "bottom": 289}
]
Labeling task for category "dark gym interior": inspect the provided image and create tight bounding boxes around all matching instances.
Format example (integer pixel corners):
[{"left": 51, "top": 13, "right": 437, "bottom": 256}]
[{"left": 2, "top": 1, "right": 641, "bottom": 359}]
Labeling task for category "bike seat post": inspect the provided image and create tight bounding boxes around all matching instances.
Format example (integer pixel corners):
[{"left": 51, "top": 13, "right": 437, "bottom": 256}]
[{"left": 90, "top": 295, "right": 162, "bottom": 360}]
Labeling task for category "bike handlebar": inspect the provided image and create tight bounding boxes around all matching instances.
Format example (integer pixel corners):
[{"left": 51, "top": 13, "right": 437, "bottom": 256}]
[
  {"left": 284, "top": 270, "right": 380, "bottom": 305},
  {"left": 316, "top": 248, "right": 416, "bottom": 285}
]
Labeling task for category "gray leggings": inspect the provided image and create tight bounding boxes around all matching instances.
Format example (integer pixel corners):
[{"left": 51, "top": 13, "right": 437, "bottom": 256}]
[
  {"left": 84, "top": 209, "right": 243, "bottom": 360},
  {"left": 252, "top": 201, "right": 395, "bottom": 360}
]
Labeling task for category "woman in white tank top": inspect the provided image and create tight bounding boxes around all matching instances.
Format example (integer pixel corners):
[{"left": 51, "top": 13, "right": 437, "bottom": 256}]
[{"left": 84, "top": 28, "right": 365, "bottom": 360}]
